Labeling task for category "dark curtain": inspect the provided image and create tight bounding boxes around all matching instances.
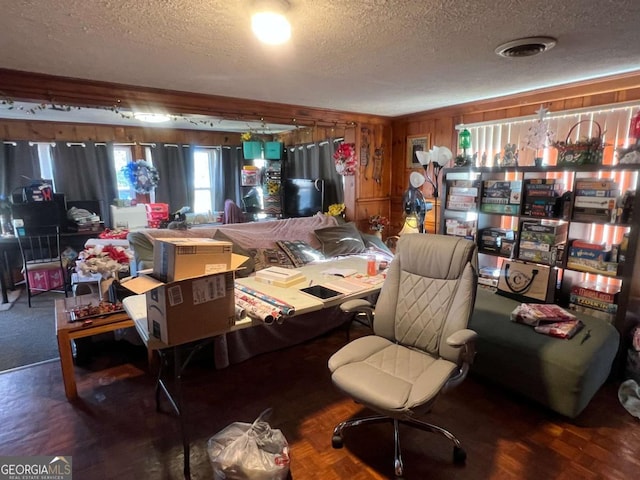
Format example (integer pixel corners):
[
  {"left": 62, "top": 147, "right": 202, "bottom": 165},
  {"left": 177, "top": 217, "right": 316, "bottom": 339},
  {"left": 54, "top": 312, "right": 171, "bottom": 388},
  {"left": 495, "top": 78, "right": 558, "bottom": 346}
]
[
  {"left": 214, "top": 146, "right": 243, "bottom": 210},
  {"left": 152, "top": 143, "right": 194, "bottom": 213},
  {"left": 286, "top": 139, "right": 344, "bottom": 207},
  {"left": 0, "top": 141, "right": 40, "bottom": 200},
  {"left": 51, "top": 141, "right": 118, "bottom": 226}
]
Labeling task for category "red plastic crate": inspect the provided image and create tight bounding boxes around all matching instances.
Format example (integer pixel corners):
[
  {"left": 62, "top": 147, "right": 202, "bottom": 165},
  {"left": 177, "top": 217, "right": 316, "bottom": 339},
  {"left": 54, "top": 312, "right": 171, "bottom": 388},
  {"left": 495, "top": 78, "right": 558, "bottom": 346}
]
[{"left": 145, "top": 203, "right": 169, "bottom": 221}]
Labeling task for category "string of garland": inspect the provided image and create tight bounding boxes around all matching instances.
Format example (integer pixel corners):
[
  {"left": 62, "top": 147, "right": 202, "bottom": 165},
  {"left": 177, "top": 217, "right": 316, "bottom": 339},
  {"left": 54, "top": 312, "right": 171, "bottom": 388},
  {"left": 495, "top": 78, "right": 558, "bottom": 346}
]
[{"left": 121, "top": 160, "right": 159, "bottom": 194}]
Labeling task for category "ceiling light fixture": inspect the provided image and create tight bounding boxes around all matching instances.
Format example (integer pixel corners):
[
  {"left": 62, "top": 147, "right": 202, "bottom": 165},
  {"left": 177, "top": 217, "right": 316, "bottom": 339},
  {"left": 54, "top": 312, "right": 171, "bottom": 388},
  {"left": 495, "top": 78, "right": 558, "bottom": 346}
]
[
  {"left": 252, "top": 0, "right": 291, "bottom": 45},
  {"left": 133, "top": 112, "right": 171, "bottom": 123},
  {"left": 495, "top": 36, "right": 557, "bottom": 58}
]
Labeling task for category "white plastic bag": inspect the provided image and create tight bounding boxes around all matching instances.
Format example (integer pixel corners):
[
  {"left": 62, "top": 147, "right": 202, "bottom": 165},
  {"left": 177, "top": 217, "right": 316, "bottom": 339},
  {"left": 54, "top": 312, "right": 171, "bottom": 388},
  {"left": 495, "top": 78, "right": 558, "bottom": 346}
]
[{"left": 207, "top": 409, "right": 290, "bottom": 480}]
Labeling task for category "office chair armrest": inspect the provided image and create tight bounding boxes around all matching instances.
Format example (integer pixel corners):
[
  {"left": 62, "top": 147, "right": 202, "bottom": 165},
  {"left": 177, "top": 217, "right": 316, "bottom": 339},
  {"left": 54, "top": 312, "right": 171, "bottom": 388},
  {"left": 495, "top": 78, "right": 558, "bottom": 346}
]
[
  {"left": 340, "top": 299, "right": 374, "bottom": 315},
  {"left": 446, "top": 329, "right": 477, "bottom": 348},
  {"left": 443, "top": 329, "right": 478, "bottom": 392}
]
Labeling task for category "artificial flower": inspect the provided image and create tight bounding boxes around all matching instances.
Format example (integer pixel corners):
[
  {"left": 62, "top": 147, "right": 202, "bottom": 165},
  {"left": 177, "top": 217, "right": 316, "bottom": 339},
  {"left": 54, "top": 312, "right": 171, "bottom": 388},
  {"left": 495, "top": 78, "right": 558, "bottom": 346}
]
[
  {"left": 326, "top": 203, "right": 345, "bottom": 216},
  {"left": 333, "top": 143, "right": 357, "bottom": 176},
  {"left": 369, "top": 215, "right": 390, "bottom": 232},
  {"left": 241, "top": 131, "right": 258, "bottom": 142},
  {"left": 76, "top": 244, "right": 133, "bottom": 279}
]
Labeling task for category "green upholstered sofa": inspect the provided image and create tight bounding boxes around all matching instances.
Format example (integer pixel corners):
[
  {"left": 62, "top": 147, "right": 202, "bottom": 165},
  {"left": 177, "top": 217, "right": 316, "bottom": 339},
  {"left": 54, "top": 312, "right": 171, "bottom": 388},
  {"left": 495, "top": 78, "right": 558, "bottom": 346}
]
[{"left": 469, "top": 289, "right": 620, "bottom": 418}]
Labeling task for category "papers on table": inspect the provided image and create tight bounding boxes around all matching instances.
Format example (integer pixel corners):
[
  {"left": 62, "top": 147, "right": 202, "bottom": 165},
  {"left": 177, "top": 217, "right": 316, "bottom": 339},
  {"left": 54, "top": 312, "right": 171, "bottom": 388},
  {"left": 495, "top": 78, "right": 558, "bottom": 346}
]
[
  {"left": 320, "top": 267, "right": 358, "bottom": 278},
  {"left": 324, "top": 273, "right": 386, "bottom": 294}
]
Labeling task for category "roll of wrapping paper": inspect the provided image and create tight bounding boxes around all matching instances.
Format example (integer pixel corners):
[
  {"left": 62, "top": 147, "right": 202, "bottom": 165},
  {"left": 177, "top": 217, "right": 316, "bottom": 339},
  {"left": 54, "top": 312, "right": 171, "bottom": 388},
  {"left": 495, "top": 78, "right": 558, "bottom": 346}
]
[
  {"left": 234, "top": 304, "right": 246, "bottom": 321},
  {"left": 234, "top": 284, "right": 296, "bottom": 316},
  {"left": 234, "top": 292, "right": 282, "bottom": 325},
  {"left": 235, "top": 296, "right": 275, "bottom": 325}
]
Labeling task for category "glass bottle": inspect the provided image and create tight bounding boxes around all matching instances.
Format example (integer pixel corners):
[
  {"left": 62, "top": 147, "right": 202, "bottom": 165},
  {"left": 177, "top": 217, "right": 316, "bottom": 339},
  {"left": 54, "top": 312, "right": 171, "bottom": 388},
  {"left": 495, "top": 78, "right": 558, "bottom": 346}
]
[{"left": 367, "top": 248, "right": 377, "bottom": 276}]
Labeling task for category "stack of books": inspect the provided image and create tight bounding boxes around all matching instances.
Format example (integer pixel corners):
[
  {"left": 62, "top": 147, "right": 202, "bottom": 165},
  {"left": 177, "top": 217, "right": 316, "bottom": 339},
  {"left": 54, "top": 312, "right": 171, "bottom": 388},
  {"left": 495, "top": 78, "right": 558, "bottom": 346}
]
[
  {"left": 518, "top": 220, "right": 568, "bottom": 265},
  {"left": 522, "top": 179, "right": 565, "bottom": 218},
  {"left": 479, "top": 227, "right": 516, "bottom": 256},
  {"left": 478, "top": 266, "right": 500, "bottom": 293},
  {"left": 511, "top": 303, "right": 584, "bottom": 339},
  {"left": 255, "top": 267, "right": 306, "bottom": 288},
  {"left": 572, "top": 179, "right": 619, "bottom": 223},
  {"left": 566, "top": 240, "right": 618, "bottom": 277},
  {"left": 480, "top": 180, "right": 522, "bottom": 215},
  {"left": 568, "top": 282, "right": 620, "bottom": 323},
  {"left": 445, "top": 218, "right": 477, "bottom": 240},
  {"left": 445, "top": 180, "right": 480, "bottom": 211}
]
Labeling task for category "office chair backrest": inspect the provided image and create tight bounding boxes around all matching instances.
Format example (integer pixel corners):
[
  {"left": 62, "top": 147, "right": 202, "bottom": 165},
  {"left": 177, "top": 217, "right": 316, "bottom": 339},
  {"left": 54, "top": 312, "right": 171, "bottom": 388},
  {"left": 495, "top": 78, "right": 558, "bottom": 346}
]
[{"left": 373, "top": 234, "right": 478, "bottom": 364}]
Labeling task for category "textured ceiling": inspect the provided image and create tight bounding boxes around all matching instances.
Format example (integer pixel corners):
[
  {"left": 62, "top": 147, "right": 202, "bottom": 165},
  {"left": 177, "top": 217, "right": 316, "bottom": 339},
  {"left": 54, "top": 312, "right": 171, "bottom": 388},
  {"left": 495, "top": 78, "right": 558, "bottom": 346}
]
[{"left": 1, "top": 0, "right": 640, "bottom": 120}]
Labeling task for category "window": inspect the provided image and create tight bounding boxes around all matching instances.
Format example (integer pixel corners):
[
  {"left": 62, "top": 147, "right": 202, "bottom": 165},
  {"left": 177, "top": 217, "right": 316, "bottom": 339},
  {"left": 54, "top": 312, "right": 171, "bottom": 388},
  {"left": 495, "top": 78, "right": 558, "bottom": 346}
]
[
  {"left": 193, "top": 148, "right": 220, "bottom": 214},
  {"left": 36, "top": 143, "right": 55, "bottom": 190},
  {"left": 114, "top": 146, "right": 134, "bottom": 200},
  {"left": 113, "top": 145, "right": 155, "bottom": 201}
]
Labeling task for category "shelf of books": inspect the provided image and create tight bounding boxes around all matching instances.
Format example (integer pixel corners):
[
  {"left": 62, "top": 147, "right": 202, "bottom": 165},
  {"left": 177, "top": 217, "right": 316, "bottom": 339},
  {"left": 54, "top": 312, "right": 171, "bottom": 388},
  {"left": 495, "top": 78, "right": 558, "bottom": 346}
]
[{"left": 440, "top": 164, "right": 640, "bottom": 335}]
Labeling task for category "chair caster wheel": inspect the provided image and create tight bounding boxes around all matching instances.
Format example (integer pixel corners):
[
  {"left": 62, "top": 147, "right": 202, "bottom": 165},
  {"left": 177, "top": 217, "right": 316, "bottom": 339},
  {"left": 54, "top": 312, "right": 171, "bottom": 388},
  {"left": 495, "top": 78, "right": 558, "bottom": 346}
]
[
  {"left": 453, "top": 446, "right": 466, "bottom": 464},
  {"left": 331, "top": 434, "right": 343, "bottom": 449}
]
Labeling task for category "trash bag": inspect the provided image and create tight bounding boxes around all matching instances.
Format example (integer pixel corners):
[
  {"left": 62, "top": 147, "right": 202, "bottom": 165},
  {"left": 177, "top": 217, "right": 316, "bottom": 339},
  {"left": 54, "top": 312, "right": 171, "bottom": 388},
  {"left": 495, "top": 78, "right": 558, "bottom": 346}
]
[{"left": 207, "top": 409, "right": 290, "bottom": 480}]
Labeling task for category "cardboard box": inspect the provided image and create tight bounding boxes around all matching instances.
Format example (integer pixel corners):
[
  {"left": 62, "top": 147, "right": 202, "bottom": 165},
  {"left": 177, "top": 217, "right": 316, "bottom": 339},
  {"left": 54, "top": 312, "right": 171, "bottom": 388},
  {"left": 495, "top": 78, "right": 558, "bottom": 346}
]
[
  {"left": 126, "top": 254, "right": 247, "bottom": 346},
  {"left": 28, "top": 266, "right": 64, "bottom": 290},
  {"left": 153, "top": 238, "right": 233, "bottom": 282}
]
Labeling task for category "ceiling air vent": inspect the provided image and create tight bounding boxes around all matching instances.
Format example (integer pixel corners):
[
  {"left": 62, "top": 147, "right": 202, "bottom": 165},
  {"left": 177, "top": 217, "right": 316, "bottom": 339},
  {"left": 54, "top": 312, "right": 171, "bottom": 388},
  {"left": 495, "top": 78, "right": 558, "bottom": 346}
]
[{"left": 495, "top": 37, "right": 557, "bottom": 58}]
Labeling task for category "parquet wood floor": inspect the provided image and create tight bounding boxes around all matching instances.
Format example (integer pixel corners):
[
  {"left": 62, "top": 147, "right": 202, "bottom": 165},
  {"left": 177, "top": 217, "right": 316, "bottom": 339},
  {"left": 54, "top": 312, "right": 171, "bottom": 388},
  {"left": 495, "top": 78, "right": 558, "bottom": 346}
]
[{"left": 0, "top": 325, "right": 638, "bottom": 480}]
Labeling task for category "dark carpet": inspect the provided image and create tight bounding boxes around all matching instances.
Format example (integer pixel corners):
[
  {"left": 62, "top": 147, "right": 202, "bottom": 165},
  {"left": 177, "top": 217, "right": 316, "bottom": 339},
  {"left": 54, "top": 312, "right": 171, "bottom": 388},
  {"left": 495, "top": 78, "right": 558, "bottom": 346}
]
[{"left": 0, "top": 288, "right": 62, "bottom": 372}]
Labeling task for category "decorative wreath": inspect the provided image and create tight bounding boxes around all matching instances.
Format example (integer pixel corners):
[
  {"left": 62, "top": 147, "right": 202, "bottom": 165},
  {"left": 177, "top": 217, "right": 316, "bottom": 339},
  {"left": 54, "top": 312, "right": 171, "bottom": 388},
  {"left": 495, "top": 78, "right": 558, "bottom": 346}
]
[
  {"left": 333, "top": 143, "right": 357, "bottom": 176},
  {"left": 121, "top": 160, "right": 159, "bottom": 194}
]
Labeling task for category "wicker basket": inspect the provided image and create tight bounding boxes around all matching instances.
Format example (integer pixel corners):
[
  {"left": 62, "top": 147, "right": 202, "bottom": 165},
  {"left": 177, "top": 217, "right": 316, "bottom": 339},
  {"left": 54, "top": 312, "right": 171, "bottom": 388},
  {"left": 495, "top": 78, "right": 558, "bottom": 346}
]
[{"left": 552, "top": 120, "right": 604, "bottom": 166}]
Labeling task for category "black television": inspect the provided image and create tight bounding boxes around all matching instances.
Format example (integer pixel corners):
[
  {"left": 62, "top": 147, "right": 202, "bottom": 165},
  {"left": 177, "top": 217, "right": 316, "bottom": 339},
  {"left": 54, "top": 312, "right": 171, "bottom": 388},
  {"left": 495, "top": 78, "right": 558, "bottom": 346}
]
[{"left": 282, "top": 178, "right": 324, "bottom": 218}]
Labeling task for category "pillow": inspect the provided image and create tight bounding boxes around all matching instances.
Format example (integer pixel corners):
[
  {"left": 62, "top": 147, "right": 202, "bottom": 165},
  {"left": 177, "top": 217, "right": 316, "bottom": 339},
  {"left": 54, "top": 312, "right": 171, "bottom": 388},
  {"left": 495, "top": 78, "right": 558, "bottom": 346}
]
[
  {"left": 213, "top": 230, "right": 255, "bottom": 278},
  {"left": 360, "top": 233, "right": 395, "bottom": 262},
  {"left": 360, "top": 232, "right": 393, "bottom": 255},
  {"left": 314, "top": 222, "right": 367, "bottom": 257},
  {"left": 248, "top": 248, "right": 295, "bottom": 271},
  {"left": 276, "top": 240, "right": 325, "bottom": 267}
]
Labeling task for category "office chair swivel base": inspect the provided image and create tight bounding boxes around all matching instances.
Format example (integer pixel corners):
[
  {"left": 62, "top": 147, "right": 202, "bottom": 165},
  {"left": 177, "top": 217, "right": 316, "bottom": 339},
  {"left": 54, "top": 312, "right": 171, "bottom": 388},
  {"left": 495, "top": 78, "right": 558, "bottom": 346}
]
[{"left": 332, "top": 414, "right": 466, "bottom": 478}]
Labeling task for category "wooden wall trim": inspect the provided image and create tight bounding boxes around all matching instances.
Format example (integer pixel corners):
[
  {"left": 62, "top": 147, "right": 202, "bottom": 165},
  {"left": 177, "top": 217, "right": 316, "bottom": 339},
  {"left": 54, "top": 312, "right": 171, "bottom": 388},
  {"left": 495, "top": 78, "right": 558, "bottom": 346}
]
[
  {"left": 398, "top": 71, "right": 640, "bottom": 122},
  {"left": 0, "top": 118, "right": 243, "bottom": 144},
  {"left": 0, "top": 68, "right": 391, "bottom": 129}
]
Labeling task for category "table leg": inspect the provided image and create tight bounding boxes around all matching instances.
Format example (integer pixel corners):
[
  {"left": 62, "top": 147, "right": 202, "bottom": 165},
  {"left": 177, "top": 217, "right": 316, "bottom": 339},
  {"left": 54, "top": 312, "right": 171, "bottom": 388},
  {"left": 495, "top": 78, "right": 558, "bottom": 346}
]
[
  {"left": 0, "top": 249, "right": 9, "bottom": 304},
  {"left": 174, "top": 346, "right": 191, "bottom": 477},
  {"left": 0, "top": 275, "right": 8, "bottom": 304},
  {"left": 57, "top": 331, "right": 77, "bottom": 400}
]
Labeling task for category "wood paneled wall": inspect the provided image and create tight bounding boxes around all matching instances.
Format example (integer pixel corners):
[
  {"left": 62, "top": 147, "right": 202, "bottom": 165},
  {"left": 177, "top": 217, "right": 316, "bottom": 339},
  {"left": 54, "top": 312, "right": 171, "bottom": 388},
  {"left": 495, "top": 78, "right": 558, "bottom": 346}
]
[
  {"left": 3, "top": 68, "right": 640, "bottom": 235},
  {"left": 0, "top": 69, "right": 393, "bottom": 228},
  {"left": 390, "top": 72, "right": 640, "bottom": 234}
]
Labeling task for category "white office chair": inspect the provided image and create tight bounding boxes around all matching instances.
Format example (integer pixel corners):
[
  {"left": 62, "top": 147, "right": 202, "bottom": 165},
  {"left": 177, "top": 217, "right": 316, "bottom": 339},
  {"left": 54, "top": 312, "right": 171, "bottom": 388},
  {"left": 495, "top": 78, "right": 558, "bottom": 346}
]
[{"left": 328, "top": 234, "right": 478, "bottom": 478}]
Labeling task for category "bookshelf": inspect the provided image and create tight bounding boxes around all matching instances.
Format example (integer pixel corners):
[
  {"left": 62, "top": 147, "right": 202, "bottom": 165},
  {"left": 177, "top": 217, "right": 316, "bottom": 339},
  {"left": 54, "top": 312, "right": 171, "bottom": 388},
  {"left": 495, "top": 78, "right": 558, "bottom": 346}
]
[{"left": 439, "top": 164, "right": 640, "bottom": 340}]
